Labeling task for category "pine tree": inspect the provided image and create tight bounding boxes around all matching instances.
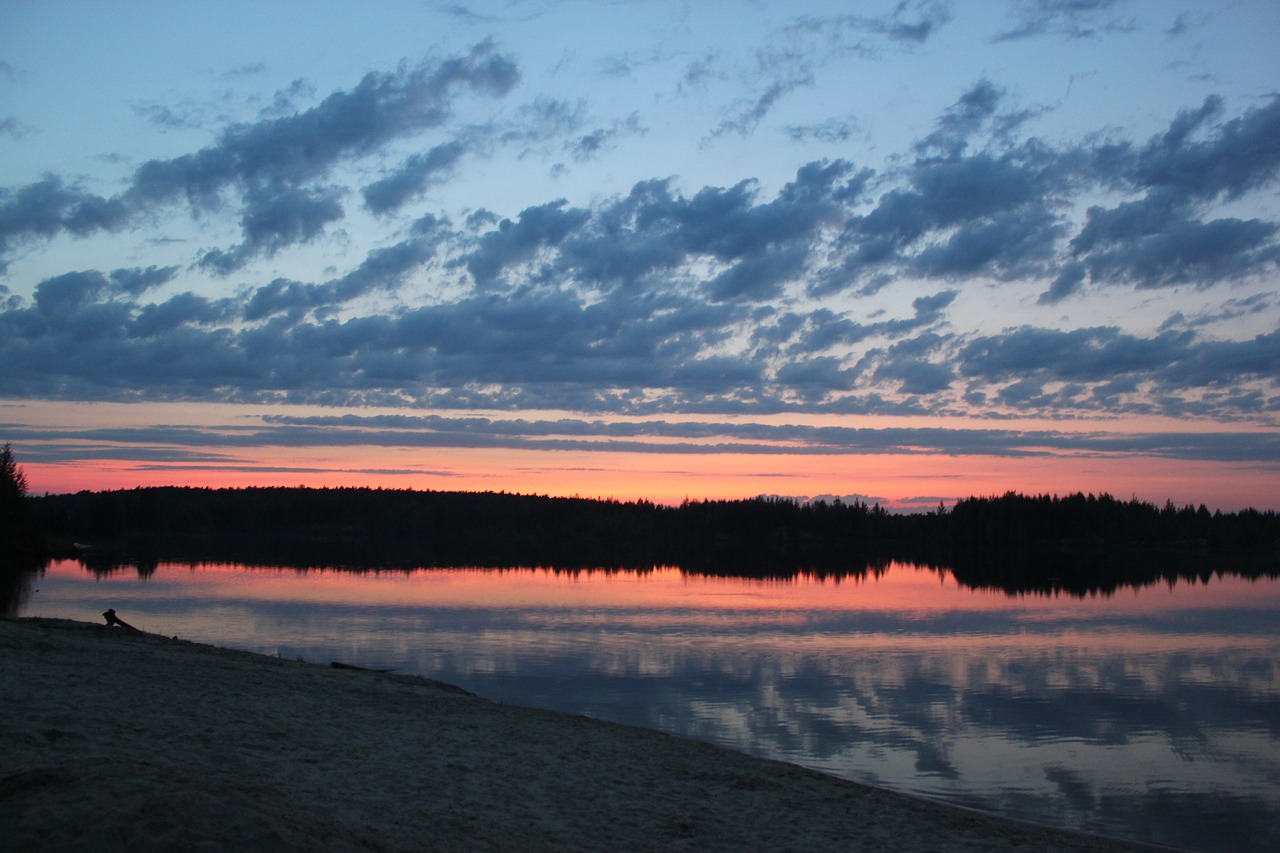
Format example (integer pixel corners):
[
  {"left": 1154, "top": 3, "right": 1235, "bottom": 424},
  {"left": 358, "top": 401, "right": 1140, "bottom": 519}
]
[{"left": 1, "top": 443, "right": 43, "bottom": 568}]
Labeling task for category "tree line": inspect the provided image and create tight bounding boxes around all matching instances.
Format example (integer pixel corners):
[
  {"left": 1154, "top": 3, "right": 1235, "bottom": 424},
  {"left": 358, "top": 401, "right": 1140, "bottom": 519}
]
[{"left": 17, "top": 482, "right": 1280, "bottom": 594}]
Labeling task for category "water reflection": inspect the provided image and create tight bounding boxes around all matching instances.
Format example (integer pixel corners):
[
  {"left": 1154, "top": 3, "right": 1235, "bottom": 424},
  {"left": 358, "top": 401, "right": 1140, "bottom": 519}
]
[
  {"left": 0, "top": 565, "right": 39, "bottom": 616},
  {"left": 20, "top": 560, "right": 1280, "bottom": 853}
]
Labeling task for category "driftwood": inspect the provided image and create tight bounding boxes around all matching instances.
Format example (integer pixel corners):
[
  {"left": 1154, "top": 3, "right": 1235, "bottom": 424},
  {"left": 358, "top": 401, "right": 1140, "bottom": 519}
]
[{"left": 102, "top": 609, "right": 141, "bottom": 632}]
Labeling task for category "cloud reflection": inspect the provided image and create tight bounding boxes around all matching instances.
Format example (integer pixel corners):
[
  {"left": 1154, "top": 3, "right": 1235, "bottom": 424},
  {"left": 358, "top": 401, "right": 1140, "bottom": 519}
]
[{"left": 22, "top": 560, "right": 1280, "bottom": 852}]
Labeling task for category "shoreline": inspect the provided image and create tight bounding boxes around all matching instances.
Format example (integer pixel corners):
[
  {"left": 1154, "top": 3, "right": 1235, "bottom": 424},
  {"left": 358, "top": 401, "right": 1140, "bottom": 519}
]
[{"left": 2, "top": 617, "right": 1170, "bottom": 851}]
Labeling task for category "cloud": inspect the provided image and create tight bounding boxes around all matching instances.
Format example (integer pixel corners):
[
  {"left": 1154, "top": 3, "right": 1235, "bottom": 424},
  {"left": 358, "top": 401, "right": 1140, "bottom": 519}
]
[
  {"left": 129, "top": 42, "right": 518, "bottom": 205},
  {"left": 531, "top": 160, "right": 864, "bottom": 303},
  {"left": 465, "top": 200, "right": 591, "bottom": 286},
  {"left": 363, "top": 141, "right": 467, "bottom": 214},
  {"left": 914, "top": 208, "right": 1061, "bottom": 278},
  {"left": 243, "top": 216, "right": 446, "bottom": 320},
  {"left": 1078, "top": 214, "right": 1278, "bottom": 290},
  {"left": 0, "top": 177, "right": 128, "bottom": 273},
  {"left": 706, "top": 245, "right": 809, "bottom": 302},
  {"left": 259, "top": 78, "right": 317, "bottom": 118},
  {"left": 33, "top": 270, "right": 109, "bottom": 316},
  {"left": 833, "top": 147, "right": 1060, "bottom": 288},
  {"left": 199, "top": 185, "right": 346, "bottom": 274},
  {"left": 958, "top": 325, "right": 1280, "bottom": 414},
  {"left": 1039, "top": 261, "right": 1087, "bottom": 304},
  {"left": 12, "top": 411, "right": 1280, "bottom": 468},
  {"left": 784, "top": 116, "right": 859, "bottom": 143},
  {"left": 709, "top": 73, "right": 814, "bottom": 140},
  {"left": 994, "top": 0, "right": 1131, "bottom": 43},
  {"left": 960, "top": 326, "right": 1192, "bottom": 384},
  {"left": 109, "top": 265, "right": 180, "bottom": 296},
  {"left": 785, "top": 2, "right": 954, "bottom": 50},
  {"left": 875, "top": 358, "right": 955, "bottom": 395},
  {"left": 1, "top": 75, "right": 1276, "bottom": 425},
  {"left": 1128, "top": 94, "right": 1280, "bottom": 201},
  {"left": 0, "top": 116, "right": 28, "bottom": 139},
  {"left": 874, "top": 0, "right": 954, "bottom": 43},
  {"left": 915, "top": 79, "right": 1004, "bottom": 158},
  {"left": 697, "top": 6, "right": 955, "bottom": 144},
  {"left": 129, "top": 292, "right": 238, "bottom": 338},
  {"left": 1159, "top": 294, "right": 1274, "bottom": 332},
  {"left": 566, "top": 113, "right": 645, "bottom": 163},
  {"left": 0, "top": 44, "right": 519, "bottom": 269},
  {"left": 829, "top": 89, "right": 1280, "bottom": 301}
]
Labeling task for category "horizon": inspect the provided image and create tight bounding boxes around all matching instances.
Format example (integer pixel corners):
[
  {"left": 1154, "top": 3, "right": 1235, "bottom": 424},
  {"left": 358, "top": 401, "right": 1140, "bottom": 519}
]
[
  {"left": 3, "top": 2, "right": 1278, "bottom": 512},
  {"left": 25, "top": 476, "right": 1274, "bottom": 518}
]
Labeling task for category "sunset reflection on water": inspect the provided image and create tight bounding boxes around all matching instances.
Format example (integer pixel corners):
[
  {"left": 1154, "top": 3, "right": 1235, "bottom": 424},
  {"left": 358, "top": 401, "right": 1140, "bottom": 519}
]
[{"left": 22, "top": 559, "right": 1280, "bottom": 853}]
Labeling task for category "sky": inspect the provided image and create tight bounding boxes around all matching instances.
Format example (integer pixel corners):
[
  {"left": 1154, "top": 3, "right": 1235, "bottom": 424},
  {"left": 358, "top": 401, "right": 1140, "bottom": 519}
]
[{"left": 1, "top": 0, "right": 1278, "bottom": 510}]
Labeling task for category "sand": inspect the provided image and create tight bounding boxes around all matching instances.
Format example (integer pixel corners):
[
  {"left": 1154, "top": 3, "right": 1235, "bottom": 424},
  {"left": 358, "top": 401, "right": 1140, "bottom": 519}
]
[{"left": 1, "top": 617, "right": 1167, "bottom": 852}]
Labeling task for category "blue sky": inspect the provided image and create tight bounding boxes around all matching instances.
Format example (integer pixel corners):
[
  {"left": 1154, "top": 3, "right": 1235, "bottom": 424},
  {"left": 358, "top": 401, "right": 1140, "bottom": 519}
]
[{"left": 2, "top": 0, "right": 1278, "bottom": 508}]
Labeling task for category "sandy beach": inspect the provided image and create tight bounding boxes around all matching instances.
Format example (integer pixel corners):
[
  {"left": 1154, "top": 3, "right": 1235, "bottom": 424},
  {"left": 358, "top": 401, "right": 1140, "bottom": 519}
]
[{"left": 1, "top": 617, "right": 1167, "bottom": 852}]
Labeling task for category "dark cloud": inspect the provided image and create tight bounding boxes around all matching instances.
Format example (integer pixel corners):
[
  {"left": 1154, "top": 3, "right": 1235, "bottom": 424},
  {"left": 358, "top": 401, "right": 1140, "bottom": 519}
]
[
  {"left": 876, "top": 0, "right": 954, "bottom": 43},
  {"left": 0, "top": 177, "right": 128, "bottom": 272},
  {"left": 1056, "top": 187, "right": 1280, "bottom": 294},
  {"left": 109, "top": 265, "right": 180, "bottom": 296},
  {"left": 825, "top": 90, "right": 1280, "bottom": 301},
  {"left": 0, "top": 44, "right": 518, "bottom": 269},
  {"left": 784, "top": 116, "right": 859, "bottom": 143},
  {"left": 223, "top": 62, "right": 268, "bottom": 80},
  {"left": 710, "top": 73, "right": 814, "bottom": 140},
  {"left": 199, "top": 185, "right": 346, "bottom": 274},
  {"left": 466, "top": 200, "right": 591, "bottom": 286},
  {"left": 914, "top": 208, "right": 1060, "bottom": 278},
  {"left": 1159, "top": 294, "right": 1274, "bottom": 332},
  {"left": 1079, "top": 214, "right": 1278, "bottom": 290},
  {"left": 131, "top": 97, "right": 216, "bottom": 131},
  {"left": 260, "top": 78, "right": 318, "bottom": 118},
  {"left": 679, "top": 51, "right": 722, "bottom": 91},
  {"left": 128, "top": 42, "right": 517, "bottom": 206},
  {"left": 1129, "top": 95, "right": 1280, "bottom": 200},
  {"left": 363, "top": 141, "right": 467, "bottom": 214},
  {"left": 495, "top": 97, "right": 587, "bottom": 151},
  {"left": 33, "top": 270, "right": 109, "bottom": 316},
  {"left": 786, "top": 2, "right": 954, "bottom": 49},
  {"left": 958, "top": 325, "right": 1280, "bottom": 413},
  {"left": 1165, "top": 12, "right": 1198, "bottom": 38},
  {"left": 566, "top": 113, "right": 645, "bottom": 163},
  {"left": 130, "top": 292, "right": 237, "bottom": 338},
  {"left": 543, "top": 160, "right": 861, "bottom": 297},
  {"left": 960, "top": 326, "right": 1192, "bottom": 385},
  {"left": 994, "top": 0, "right": 1131, "bottom": 43},
  {"left": 243, "top": 216, "right": 446, "bottom": 320},
  {"left": 707, "top": 245, "right": 808, "bottom": 302},
  {"left": 1039, "top": 260, "right": 1087, "bottom": 304},
  {"left": 875, "top": 358, "right": 955, "bottom": 395},
  {"left": 0, "top": 116, "right": 28, "bottom": 139},
  {"left": 13, "top": 411, "right": 1280, "bottom": 467},
  {"left": 1, "top": 73, "right": 1276, "bottom": 428},
  {"left": 915, "top": 79, "right": 1004, "bottom": 158},
  {"left": 840, "top": 148, "right": 1059, "bottom": 283}
]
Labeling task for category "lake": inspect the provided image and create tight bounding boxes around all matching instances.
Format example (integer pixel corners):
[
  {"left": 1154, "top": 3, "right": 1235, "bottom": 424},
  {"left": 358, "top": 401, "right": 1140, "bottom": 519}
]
[{"left": 17, "top": 559, "right": 1280, "bottom": 853}]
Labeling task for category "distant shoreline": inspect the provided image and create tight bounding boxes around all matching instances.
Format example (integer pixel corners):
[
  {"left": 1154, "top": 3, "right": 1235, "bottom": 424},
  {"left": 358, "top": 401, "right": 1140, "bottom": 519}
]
[
  {"left": 2, "top": 616, "right": 1167, "bottom": 851},
  {"left": 27, "top": 487, "right": 1280, "bottom": 595}
]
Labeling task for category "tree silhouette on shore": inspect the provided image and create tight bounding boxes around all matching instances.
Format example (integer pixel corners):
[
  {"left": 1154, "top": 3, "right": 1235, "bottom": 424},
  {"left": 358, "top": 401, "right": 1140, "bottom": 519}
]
[{"left": 27, "top": 484, "right": 1280, "bottom": 594}]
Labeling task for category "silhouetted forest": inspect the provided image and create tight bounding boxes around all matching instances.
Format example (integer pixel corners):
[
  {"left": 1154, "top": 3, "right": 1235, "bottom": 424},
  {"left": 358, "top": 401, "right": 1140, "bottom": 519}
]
[
  {"left": 1, "top": 444, "right": 63, "bottom": 614},
  {"left": 24, "top": 486, "right": 1280, "bottom": 595}
]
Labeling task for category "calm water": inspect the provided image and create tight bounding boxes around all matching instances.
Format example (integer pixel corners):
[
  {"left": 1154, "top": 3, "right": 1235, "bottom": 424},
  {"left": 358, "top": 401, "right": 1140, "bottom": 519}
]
[{"left": 19, "top": 559, "right": 1280, "bottom": 853}]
